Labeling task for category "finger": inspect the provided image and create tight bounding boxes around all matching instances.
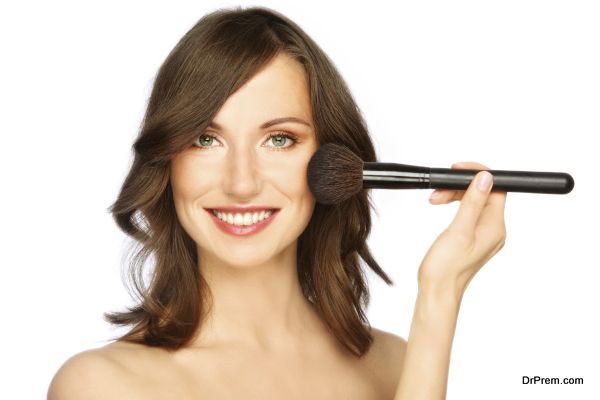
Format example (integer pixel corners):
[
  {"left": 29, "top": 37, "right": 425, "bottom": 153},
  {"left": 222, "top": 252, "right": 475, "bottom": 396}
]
[
  {"left": 450, "top": 170, "right": 494, "bottom": 235},
  {"left": 453, "top": 163, "right": 507, "bottom": 236},
  {"left": 430, "top": 162, "right": 491, "bottom": 204},
  {"left": 429, "top": 189, "right": 455, "bottom": 203}
]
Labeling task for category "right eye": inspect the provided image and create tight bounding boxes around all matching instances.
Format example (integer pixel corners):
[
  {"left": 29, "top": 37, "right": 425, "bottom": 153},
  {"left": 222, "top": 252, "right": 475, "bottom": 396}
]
[{"left": 193, "top": 133, "right": 219, "bottom": 149}]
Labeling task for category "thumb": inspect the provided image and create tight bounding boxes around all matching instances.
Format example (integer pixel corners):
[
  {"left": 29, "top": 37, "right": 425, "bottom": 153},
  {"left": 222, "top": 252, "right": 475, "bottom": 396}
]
[{"left": 450, "top": 171, "right": 494, "bottom": 234}]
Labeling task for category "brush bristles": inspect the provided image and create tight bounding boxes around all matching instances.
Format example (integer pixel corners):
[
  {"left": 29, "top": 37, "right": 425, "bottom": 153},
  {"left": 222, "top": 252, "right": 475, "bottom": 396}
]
[{"left": 307, "top": 143, "right": 364, "bottom": 205}]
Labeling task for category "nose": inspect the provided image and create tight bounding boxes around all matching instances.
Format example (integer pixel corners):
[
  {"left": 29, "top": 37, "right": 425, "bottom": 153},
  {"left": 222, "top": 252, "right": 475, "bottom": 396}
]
[{"left": 222, "top": 145, "right": 262, "bottom": 200}]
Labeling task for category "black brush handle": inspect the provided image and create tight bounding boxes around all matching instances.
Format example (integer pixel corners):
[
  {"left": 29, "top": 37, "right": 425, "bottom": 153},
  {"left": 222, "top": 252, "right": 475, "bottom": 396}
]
[
  {"left": 429, "top": 167, "right": 574, "bottom": 194},
  {"left": 362, "top": 162, "right": 574, "bottom": 194}
]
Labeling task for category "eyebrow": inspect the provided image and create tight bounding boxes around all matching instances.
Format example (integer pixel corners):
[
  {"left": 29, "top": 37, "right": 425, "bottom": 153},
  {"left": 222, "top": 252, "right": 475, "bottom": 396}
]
[{"left": 208, "top": 117, "right": 312, "bottom": 130}]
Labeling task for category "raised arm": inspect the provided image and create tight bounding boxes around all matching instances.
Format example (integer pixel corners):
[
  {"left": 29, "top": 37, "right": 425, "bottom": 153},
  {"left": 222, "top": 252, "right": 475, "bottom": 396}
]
[{"left": 394, "top": 162, "right": 508, "bottom": 400}]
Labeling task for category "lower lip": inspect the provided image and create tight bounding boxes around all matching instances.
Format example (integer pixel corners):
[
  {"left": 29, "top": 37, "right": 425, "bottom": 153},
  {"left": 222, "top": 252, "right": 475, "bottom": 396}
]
[{"left": 205, "top": 209, "right": 280, "bottom": 236}]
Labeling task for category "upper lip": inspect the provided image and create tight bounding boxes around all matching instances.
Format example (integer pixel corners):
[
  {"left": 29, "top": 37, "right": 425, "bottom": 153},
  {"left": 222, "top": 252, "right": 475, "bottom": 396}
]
[{"left": 207, "top": 205, "right": 279, "bottom": 213}]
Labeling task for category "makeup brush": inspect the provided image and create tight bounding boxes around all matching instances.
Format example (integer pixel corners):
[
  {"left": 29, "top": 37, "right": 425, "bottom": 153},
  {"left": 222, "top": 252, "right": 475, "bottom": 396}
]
[{"left": 307, "top": 143, "right": 575, "bottom": 205}]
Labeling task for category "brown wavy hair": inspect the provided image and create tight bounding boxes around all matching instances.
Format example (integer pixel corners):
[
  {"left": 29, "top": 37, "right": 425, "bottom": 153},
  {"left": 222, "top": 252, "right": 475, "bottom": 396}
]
[{"left": 104, "top": 5, "right": 393, "bottom": 357}]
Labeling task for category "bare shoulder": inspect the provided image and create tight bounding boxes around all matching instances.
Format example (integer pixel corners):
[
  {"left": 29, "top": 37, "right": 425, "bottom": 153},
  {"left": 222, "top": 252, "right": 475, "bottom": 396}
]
[
  {"left": 365, "top": 327, "right": 407, "bottom": 390},
  {"left": 369, "top": 326, "right": 407, "bottom": 358},
  {"left": 47, "top": 341, "right": 153, "bottom": 400}
]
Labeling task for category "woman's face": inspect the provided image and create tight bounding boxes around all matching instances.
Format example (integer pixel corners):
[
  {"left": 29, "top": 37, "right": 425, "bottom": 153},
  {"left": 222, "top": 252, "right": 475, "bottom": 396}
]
[{"left": 170, "top": 53, "right": 318, "bottom": 269}]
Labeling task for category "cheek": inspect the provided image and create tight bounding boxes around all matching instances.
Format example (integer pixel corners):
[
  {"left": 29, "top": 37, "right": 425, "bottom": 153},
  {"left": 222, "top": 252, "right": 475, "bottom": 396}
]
[
  {"left": 170, "top": 154, "right": 212, "bottom": 207},
  {"left": 170, "top": 154, "right": 218, "bottom": 247},
  {"left": 264, "top": 152, "right": 314, "bottom": 201}
]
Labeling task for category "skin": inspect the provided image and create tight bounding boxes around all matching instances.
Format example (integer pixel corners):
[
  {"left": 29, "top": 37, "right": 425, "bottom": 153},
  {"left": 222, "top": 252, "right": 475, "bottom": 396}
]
[{"left": 47, "top": 52, "right": 507, "bottom": 399}]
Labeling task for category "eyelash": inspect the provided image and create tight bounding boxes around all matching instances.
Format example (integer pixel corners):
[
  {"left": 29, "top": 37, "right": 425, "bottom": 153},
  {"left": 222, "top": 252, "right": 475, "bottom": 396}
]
[{"left": 193, "top": 131, "right": 299, "bottom": 151}]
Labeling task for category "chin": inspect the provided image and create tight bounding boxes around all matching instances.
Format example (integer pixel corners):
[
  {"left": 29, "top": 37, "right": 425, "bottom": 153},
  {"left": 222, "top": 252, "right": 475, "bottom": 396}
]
[
  {"left": 220, "top": 255, "right": 277, "bottom": 270},
  {"left": 216, "top": 243, "right": 284, "bottom": 269}
]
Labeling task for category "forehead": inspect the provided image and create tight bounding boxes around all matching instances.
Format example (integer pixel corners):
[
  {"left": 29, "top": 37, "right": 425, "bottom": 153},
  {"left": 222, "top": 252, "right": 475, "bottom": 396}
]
[{"left": 211, "top": 53, "right": 312, "bottom": 127}]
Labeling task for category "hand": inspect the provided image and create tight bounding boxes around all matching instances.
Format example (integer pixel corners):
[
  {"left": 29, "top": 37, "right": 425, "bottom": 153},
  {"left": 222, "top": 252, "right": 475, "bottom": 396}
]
[{"left": 418, "top": 162, "right": 508, "bottom": 299}]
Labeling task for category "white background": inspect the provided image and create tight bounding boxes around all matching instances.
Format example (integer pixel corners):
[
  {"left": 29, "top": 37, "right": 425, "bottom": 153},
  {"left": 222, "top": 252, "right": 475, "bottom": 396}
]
[{"left": 1, "top": 1, "right": 598, "bottom": 399}]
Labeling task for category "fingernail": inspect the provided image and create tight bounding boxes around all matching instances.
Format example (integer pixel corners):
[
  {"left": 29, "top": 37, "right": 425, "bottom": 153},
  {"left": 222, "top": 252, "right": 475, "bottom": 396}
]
[
  {"left": 477, "top": 171, "right": 492, "bottom": 191},
  {"left": 429, "top": 190, "right": 440, "bottom": 200}
]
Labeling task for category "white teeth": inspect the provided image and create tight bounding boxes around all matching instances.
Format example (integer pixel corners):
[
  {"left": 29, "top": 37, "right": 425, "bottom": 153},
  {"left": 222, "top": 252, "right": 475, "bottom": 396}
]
[
  {"left": 234, "top": 213, "right": 244, "bottom": 225},
  {"left": 213, "top": 210, "right": 273, "bottom": 226}
]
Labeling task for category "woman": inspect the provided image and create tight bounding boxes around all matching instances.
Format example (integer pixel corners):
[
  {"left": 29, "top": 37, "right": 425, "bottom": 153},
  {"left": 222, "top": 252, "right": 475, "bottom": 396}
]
[{"left": 48, "top": 6, "right": 506, "bottom": 399}]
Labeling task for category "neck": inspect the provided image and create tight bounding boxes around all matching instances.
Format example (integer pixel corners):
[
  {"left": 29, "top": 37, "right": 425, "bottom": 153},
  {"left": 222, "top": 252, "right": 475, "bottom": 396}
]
[{"left": 190, "top": 242, "right": 326, "bottom": 352}]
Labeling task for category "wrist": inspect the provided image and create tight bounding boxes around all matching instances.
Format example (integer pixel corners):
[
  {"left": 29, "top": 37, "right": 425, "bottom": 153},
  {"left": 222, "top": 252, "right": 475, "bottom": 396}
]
[{"left": 417, "top": 279, "right": 465, "bottom": 309}]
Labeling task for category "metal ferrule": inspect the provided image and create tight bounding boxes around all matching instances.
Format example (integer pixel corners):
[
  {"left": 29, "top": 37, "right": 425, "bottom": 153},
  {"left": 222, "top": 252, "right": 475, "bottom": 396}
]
[{"left": 362, "top": 162, "right": 431, "bottom": 189}]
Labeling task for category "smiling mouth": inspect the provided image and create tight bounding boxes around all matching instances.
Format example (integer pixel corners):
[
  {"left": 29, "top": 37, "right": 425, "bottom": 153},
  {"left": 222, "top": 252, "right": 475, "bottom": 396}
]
[
  {"left": 207, "top": 208, "right": 279, "bottom": 227},
  {"left": 204, "top": 207, "right": 280, "bottom": 236}
]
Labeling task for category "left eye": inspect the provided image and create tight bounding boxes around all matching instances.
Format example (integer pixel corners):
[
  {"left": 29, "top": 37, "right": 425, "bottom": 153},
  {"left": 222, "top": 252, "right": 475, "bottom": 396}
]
[{"left": 266, "top": 133, "right": 297, "bottom": 149}]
